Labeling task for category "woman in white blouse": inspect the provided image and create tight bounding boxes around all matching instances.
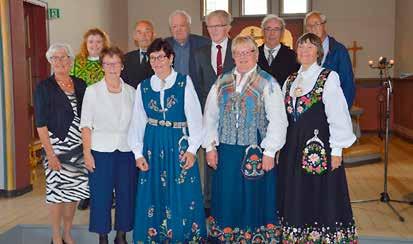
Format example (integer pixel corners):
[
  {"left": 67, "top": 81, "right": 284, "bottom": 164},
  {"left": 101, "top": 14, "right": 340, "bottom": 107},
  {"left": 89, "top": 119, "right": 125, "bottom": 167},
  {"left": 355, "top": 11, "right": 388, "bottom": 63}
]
[
  {"left": 277, "top": 33, "right": 358, "bottom": 243},
  {"left": 80, "top": 46, "right": 136, "bottom": 244},
  {"left": 128, "top": 38, "right": 206, "bottom": 243},
  {"left": 203, "top": 35, "right": 288, "bottom": 242}
]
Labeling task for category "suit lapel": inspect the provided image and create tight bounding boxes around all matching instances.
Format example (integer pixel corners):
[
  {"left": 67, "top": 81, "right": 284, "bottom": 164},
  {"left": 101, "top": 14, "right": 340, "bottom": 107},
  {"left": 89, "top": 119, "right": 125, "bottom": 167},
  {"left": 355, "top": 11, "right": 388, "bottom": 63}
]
[{"left": 223, "top": 39, "right": 233, "bottom": 72}]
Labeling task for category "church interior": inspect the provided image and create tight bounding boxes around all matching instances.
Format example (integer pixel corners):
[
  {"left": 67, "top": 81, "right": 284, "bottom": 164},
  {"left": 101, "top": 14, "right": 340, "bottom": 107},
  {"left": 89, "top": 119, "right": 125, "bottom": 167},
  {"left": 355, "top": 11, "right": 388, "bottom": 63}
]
[{"left": 0, "top": 0, "right": 412, "bottom": 243}]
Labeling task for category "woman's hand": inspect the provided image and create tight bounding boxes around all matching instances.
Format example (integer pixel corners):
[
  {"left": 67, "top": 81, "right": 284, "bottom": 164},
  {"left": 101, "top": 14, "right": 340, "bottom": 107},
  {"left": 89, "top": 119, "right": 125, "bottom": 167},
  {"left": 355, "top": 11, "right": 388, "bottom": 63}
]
[
  {"left": 181, "top": 152, "right": 196, "bottom": 170},
  {"left": 136, "top": 157, "right": 149, "bottom": 171},
  {"left": 206, "top": 150, "right": 218, "bottom": 170},
  {"left": 47, "top": 154, "right": 62, "bottom": 171},
  {"left": 262, "top": 155, "right": 275, "bottom": 171},
  {"left": 84, "top": 151, "right": 95, "bottom": 172},
  {"left": 331, "top": 156, "right": 342, "bottom": 171}
]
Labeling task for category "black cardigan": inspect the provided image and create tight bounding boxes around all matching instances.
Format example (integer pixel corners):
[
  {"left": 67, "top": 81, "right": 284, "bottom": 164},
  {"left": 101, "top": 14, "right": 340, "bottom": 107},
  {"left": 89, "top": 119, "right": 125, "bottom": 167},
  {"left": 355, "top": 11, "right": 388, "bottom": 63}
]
[{"left": 34, "top": 75, "right": 87, "bottom": 141}]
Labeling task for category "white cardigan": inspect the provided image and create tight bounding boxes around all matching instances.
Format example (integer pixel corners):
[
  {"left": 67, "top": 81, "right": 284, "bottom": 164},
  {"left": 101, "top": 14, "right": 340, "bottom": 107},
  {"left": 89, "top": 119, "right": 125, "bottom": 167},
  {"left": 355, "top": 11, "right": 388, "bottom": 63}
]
[{"left": 80, "top": 78, "right": 135, "bottom": 152}]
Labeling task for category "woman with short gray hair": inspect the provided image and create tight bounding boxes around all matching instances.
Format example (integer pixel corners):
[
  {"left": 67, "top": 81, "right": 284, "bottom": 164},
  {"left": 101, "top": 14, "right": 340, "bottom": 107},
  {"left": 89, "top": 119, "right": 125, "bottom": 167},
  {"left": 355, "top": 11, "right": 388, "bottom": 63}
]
[{"left": 34, "top": 43, "right": 89, "bottom": 244}]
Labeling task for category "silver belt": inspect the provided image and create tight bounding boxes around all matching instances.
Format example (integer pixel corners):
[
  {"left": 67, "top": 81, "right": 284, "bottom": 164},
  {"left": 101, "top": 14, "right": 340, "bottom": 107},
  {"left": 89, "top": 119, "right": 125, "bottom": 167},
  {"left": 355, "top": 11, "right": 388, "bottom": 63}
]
[{"left": 147, "top": 118, "right": 187, "bottom": 128}]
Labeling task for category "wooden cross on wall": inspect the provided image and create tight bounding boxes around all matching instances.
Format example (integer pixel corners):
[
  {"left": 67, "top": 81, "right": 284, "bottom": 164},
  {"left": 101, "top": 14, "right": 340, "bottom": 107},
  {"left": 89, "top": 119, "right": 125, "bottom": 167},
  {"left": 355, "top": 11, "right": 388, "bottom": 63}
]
[{"left": 347, "top": 41, "right": 363, "bottom": 68}]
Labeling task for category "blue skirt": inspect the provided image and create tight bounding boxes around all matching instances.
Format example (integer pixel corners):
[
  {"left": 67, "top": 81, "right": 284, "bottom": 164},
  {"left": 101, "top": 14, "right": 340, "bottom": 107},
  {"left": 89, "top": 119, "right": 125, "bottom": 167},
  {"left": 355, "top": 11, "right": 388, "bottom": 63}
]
[
  {"left": 133, "top": 125, "right": 206, "bottom": 243},
  {"left": 208, "top": 143, "right": 280, "bottom": 243}
]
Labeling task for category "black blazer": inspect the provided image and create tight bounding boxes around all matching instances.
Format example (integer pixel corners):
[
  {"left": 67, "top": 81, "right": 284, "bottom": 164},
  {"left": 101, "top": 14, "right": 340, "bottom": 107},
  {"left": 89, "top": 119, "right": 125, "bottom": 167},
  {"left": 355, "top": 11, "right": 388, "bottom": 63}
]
[
  {"left": 34, "top": 75, "right": 86, "bottom": 141},
  {"left": 194, "top": 39, "right": 235, "bottom": 109},
  {"left": 121, "top": 50, "right": 154, "bottom": 89},
  {"left": 257, "top": 43, "right": 300, "bottom": 87}
]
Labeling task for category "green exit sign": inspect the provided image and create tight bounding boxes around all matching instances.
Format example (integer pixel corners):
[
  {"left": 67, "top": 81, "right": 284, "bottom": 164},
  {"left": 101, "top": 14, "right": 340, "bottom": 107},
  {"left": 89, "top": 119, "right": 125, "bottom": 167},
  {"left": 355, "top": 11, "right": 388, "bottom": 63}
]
[{"left": 48, "top": 8, "right": 60, "bottom": 19}]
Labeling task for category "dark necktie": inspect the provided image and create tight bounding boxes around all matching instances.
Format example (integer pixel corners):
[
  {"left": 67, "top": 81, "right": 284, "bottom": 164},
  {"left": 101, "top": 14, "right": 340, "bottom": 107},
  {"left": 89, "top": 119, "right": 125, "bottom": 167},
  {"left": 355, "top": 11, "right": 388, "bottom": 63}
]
[
  {"left": 216, "top": 45, "right": 223, "bottom": 76},
  {"left": 141, "top": 51, "right": 147, "bottom": 64},
  {"left": 267, "top": 48, "right": 275, "bottom": 66}
]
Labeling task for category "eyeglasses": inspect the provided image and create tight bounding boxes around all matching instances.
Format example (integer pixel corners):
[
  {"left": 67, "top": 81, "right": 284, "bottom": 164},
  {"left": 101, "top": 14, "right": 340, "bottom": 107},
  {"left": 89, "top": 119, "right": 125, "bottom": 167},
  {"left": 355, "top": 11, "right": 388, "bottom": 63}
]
[
  {"left": 305, "top": 22, "right": 326, "bottom": 29},
  {"left": 50, "top": 56, "right": 70, "bottom": 62},
  {"left": 102, "top": 62, "right": 122, "bottom": 68},
  {"left": 206, "top": 24, "right": 228, "bottom": 29},
  {"left": 149, "top": 55, "right": 168, "bottom": 62},
  {"left": 263, "top": 27, "right": 282, "bottom": 33},
  {"left": 233, "top": 49, "right": 256, "bottom": 58}
]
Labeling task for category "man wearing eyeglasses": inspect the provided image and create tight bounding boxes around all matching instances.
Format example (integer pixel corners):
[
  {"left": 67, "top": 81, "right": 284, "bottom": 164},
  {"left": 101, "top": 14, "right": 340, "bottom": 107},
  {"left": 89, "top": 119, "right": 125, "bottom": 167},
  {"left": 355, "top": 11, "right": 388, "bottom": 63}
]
[
  {"left": 305, "top": 11, "right": 355, "bottom": 108},
  {"left": 193, "top": 10, "right": 235, "bottom": 216},
  {"left": 258, "top": 14, "right": 300, "bottom": 87},
  {"left": 121, "top": 20, "right": 155, "bottom": 89}
]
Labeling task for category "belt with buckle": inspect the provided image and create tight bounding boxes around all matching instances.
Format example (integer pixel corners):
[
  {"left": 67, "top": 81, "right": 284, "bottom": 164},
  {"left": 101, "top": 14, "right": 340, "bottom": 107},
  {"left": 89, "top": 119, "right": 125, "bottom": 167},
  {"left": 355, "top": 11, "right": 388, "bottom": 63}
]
[{"left": 148, "top": 118, "right": 187, "bottom": 128}]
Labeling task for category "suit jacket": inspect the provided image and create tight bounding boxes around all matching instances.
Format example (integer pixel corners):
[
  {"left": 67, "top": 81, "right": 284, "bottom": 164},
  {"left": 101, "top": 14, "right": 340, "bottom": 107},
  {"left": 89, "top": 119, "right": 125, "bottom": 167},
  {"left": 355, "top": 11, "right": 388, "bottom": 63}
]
[
  {"left": 121, "top": 49, "right": 154, "bottom": 89},
  {"left": 166, "top": 34, "right": 210, "bottom": 86},
  {"left": 258, "top": 43, "right": 300, "bottom": 88},
  {"left": 323, "top": 36, "right": 355, "bottom": 108},
  {"left": 194, "top": 39, "right": 235, "bottom": 109}
]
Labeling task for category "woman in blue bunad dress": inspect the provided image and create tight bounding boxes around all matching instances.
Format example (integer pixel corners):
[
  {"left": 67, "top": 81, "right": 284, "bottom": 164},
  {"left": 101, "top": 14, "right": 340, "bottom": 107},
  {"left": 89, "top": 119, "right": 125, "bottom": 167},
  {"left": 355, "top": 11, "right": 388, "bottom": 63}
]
[
  {"left": 277, "top": 33, "right": 358, "bottom": 243},
  {"left": 128, "top": 38, "right": 206, "bottom": 243},
  {"left": 203, "top": 35, "right": 288, "bottom": 243}
]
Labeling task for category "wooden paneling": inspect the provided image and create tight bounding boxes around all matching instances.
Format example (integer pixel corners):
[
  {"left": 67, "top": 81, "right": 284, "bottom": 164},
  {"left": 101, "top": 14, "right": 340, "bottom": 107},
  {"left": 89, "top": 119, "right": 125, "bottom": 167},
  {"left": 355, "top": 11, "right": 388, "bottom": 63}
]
[{"left": 393, "top": 78, "right": 413, "bottom": 140}]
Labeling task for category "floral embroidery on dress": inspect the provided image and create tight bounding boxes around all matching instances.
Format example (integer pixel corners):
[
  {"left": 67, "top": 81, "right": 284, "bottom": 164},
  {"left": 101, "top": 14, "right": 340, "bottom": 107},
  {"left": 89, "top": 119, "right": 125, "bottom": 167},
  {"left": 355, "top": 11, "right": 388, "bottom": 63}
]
[
  {"left": 166, "top": 95, "right": 177, "bottom": 109},
  {"left": 280, "top": 218, "right": 358, "bottom": 244},
  {"left": 147, "top": 206, "right": 155, "bottom": 218},
  {"left": 241, "top": 145, "right": 265, "bottom": 179},
  {"left": 208, "top": 216, "right": 281, "bottom": 243},
  {"left": 285, "top": 69, "right": 331, "bottom": 121},
  {"left": 161, "top": 171, "right": 167, "bottom": 187},
  {"left": 146, "top": 219, "right": 203, "bottom": 243},
  {"left": 302, "top": 130, "right": 328, "bottom": 175}
]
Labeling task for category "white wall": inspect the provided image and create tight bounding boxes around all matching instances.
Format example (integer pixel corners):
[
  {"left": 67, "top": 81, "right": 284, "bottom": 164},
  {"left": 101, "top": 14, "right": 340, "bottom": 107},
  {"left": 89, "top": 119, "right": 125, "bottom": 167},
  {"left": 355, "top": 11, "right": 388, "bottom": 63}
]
[
  {"left": 312, "top": 0, "right": 396, "bottom": 78},
  {"left": 395, "top": 0, "right": 413, "bottom": 77},
  {"left": 44, "top": 0, "right": 128, "bottom": 53},
  {"left": 127, "top": 0, "right": 203, "bottom": 50}
]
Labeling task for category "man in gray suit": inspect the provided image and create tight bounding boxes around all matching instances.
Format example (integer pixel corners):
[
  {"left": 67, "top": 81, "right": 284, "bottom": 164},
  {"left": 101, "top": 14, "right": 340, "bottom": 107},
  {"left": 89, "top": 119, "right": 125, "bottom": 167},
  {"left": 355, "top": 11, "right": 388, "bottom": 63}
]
[{"left": 194, "top": 10, "right": 235, "bottom": 215}]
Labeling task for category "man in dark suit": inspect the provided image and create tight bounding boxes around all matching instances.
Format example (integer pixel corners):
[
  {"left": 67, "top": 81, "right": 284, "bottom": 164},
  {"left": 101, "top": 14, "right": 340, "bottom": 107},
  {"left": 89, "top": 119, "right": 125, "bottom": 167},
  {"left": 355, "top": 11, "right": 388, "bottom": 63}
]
[
  {"left": 194, "top": 10, "right": 235, "bottom": 215},
  {"left": 305, "top": 11, "right": 355, "bottom": 108},
  {"left": 258, "top": 14, "right": 300, "bottom": 88},
  {"left": 121, "top": 20, "right": 155, "bottom": 88},
  {"left": 165, "top": 10, "right": 210, "bottom": 83}
]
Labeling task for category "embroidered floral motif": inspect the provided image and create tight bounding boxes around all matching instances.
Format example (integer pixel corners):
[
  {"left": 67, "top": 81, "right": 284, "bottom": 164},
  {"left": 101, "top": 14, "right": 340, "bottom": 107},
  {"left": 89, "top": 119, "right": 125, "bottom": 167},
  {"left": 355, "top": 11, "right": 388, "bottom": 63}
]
[
  {"left": 177, "top": 80, "right": 185, "bottom": 87},
  {"left": 161, "top": 171, "right": 167, "bottom": 187},
  {"left": 285, "top": 70, "right": 331, "bottom": 121},
  {"left": 140, "top": 178, "right": 147, "bottom": 185},
  {"left": 189, "top": 201, "right": 196, "bottom": 211},
  {"left": 208, "top": 216, "right": 281, "bottom": 243},
  {"left": 147, "top": 150, "right": 152, "bottom": 161},
  {"left": 160, "top": 150, "right": 164, "bottom": 159},
  {"left": 148, "top": 99, "right": 160, "bottom": 112},
  {"left": 165, "top": 206, "right": 172, "bottom": 219},
  {"left": 280, "top": 219, "right": 358, "bottom": 244},
  {"left": 302, "top": 129, "right": 328, "bottom": 175},
  {"left": 166, "top": 95, "right": 177, "bottom": 109},
  {"left": 147, "top": 206, "right": 155, "bottom": 218},
  {"left": 241, "top": 145, "right": 265, "bottom": 179}
]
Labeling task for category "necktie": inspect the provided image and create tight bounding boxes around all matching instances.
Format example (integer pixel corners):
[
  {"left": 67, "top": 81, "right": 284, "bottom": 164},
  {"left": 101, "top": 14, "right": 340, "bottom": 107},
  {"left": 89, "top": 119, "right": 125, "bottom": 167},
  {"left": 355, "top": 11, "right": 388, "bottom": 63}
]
[
  {"left": 267, "top": 48, "right": 275, "bottom": 66},
  {"left": 216, "top": 45, "right": 223, "bottom": 76},
  {"left": 141, "top": 51, "right": 147, "bottom": 64}
]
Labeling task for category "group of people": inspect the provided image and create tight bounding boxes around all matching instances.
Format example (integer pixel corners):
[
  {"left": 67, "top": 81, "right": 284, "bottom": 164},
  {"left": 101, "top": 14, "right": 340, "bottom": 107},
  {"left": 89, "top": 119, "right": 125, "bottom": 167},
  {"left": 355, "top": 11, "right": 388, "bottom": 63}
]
[{"left": 34, "top": 8, "right": 357, "bottom": 244}]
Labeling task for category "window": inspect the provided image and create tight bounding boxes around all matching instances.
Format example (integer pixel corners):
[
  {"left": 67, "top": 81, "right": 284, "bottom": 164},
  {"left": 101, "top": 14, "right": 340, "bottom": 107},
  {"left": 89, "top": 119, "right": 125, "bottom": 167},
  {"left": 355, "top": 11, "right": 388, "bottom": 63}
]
[
  {"left": 280, "top": 0, "right": 311, "bottom": 16},
  {"left": 202, "top": 0, "right": 230, "bottom": 16},
  {"left": 242, "top": 0, "right": 268, "bottom": 16}
]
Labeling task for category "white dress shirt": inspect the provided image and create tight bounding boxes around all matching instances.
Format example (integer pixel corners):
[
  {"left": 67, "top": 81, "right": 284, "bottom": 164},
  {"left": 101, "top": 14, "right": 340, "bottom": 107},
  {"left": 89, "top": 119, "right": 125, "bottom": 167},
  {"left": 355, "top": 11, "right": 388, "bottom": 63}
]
[
  {"left": 203, "top": 65, "right": 288, "bottom": 157},
  {"left": 80, "top": 78, "right": 136, "bottom": 152},
  {"left": 128, "top": 70, "right": 204, "bottom": 159},
  {"left": 211, "top": 38, "right": 229, "bottom": 74},
  {"left": 321, "top": 36, "right": 329, "bottom": 65},
  {"left": 282, "top": 62, "right": 356, "bottom": 156},
  {"left": 264, "top": 44, "right": 281, "bottom": 64}
]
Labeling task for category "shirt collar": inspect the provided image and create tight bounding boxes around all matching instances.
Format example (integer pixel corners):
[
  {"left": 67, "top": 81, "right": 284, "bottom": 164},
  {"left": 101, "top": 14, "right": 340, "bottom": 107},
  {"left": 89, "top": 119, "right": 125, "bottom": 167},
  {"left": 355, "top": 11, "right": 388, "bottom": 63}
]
[
  {"left": 212, "top": 37, "right": 229, "bottom": 49},
  {"left": 264, "top": 43, "right": 281, "bottom": 53},
  {"left": 298, "top": 62, "right": 321, "bottom": 79},
  {"left": 154, "top": 69, "right": 177, "bottom": 86},
  {"left": 88, "top": 56, "right": 100, "bottom": 61},
  {"left": 234, "top": 64, "right": 257, "bottom": 77}
]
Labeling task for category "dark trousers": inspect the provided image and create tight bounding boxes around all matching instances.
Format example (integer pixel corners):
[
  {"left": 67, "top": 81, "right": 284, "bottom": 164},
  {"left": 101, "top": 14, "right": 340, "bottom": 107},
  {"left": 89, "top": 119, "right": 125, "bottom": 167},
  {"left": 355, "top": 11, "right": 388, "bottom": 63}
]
[{"left": 88, "top": 150, "right": 136, "bottom": 234}]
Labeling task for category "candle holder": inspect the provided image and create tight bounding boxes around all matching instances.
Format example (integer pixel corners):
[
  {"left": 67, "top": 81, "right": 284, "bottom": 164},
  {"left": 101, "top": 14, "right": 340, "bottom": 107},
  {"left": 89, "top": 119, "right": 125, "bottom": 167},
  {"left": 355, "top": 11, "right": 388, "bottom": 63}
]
[{"left": 351, "top": 57, "right": 413, "bottom": 222}]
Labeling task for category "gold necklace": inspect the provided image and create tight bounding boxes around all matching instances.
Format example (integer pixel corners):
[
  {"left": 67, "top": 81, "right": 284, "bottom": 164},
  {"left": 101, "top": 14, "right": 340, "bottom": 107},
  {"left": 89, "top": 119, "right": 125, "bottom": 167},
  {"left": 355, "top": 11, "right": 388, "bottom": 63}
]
[{"left": 56, "top": 79, "right": 73, "bottom": 89}]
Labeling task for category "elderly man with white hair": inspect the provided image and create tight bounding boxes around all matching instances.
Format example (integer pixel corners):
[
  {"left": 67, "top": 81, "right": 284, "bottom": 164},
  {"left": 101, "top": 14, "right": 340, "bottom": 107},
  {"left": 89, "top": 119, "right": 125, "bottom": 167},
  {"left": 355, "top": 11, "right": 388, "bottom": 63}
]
[
  {"left": 166, "top": 10, "right": 210, "bottom": 85},
  {"left": 305, "top": 11, "right": 355, "bottom": 108},
  {"left": 34, "top": 43, "right": 89, "bottom": 244},
  {"left": 258, "top": 14, "right": 300, "bottom": 87}
]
